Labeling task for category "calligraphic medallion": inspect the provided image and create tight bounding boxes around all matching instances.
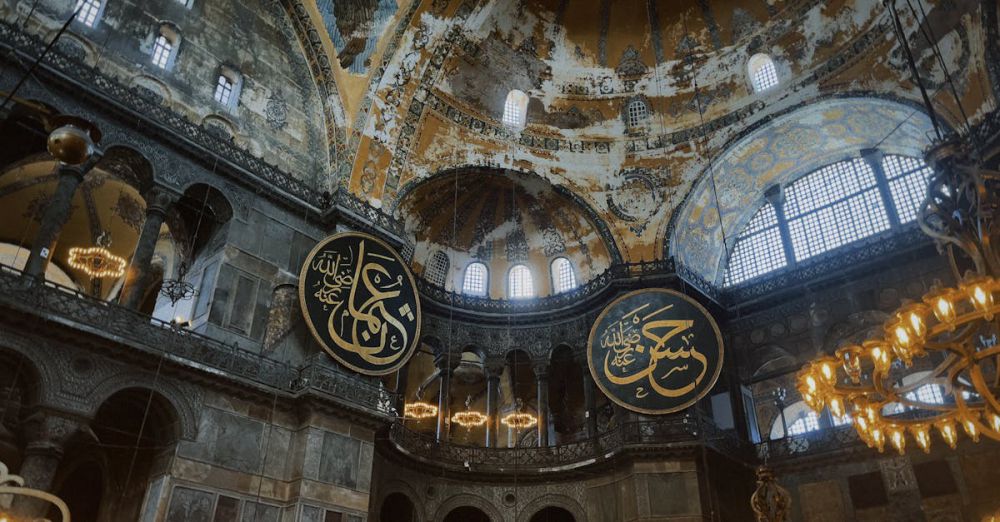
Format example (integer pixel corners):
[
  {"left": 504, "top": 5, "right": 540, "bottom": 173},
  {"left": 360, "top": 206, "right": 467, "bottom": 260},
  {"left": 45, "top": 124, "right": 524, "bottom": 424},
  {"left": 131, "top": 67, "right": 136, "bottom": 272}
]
[
  {"left": 299, "top": 232, "right": 421, "bottom": 376},
  {"left": 587, "top": 289, "right": 724, "bottom": 415}
]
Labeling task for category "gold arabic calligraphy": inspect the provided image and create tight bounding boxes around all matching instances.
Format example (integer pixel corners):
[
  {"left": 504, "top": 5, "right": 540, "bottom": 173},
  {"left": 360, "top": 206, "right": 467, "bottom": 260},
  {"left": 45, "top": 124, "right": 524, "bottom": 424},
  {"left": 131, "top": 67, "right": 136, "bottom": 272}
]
[
  {"left": 600, "top": 303, "right": 708, "bottom": 399},
  {"left": 310, "top": 240, "right": 413, "bottom": 367}
]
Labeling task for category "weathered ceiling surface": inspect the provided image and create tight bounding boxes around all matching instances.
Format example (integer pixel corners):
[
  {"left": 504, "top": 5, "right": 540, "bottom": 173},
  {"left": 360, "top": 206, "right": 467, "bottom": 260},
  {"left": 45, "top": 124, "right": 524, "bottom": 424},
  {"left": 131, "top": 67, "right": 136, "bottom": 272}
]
[
  {"left": 289, "top": 0, "right": 996, "bottom": 279},
  {"left": 396, "top": 168, "right": 614, "bottom": 298}
]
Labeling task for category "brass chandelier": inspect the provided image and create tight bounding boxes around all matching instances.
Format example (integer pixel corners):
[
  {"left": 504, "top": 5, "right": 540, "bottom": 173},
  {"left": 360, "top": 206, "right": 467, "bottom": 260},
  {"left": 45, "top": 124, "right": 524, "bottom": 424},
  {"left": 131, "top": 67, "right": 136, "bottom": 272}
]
[{"left": 797, "top": 139, "right": 1000, "bottom": 455}]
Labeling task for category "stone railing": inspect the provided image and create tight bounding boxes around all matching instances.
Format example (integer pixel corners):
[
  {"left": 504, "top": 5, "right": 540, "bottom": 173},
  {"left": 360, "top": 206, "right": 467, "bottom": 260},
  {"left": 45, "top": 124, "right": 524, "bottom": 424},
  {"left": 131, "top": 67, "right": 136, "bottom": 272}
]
[
  {"left": 755, "top": 425, "right": 863, "bottom": 462},
  {"left": 388, "top": 415, "right": 753, "bottom": 473},
  {"left": 0, "top": 264, "right": 393, "bottom": 416}
]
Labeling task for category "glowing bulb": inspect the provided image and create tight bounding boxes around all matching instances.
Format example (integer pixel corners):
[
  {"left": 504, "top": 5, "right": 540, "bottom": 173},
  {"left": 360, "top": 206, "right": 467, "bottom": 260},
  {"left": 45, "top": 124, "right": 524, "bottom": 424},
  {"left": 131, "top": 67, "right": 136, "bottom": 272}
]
[
  {"left": 820, "top": 361, "right": 835, "bottom": 384},
  {"left": 890, "top": 427, "right": 906, "bottom": 455},
  {"left": 938, "top": 421, "right": 958, "bottom": 449},
  {"left": 841, "top": 347, "right": 863, "bottom": 383},
  {"left": 907, "top": 311, "right": 926, "bottom": 337},
  {"left": 912, "top": 425, "right": 931, "bottom": 453},
  {"left": 830, "top": 397, "right": 844, "bottom": 418},
  {"left": 991, "top": 414, "right": 1000, "bottom": 433},
  {"left": 963, "top": 417, "right": 980, "bottom": 442},
  {"left": 894, "top": 326, "right": 910, "bottom": 347},
  {"left": 805, "top": 375, "right": 817, "bottom": 394},
  {"left": 973, "top": 286, "right": 988, "bottom": 306},
  {"left": 869, "top": 343, "right": 891, "bottom": 373},
  {"left": 871, "top": 428, "right": 885, "bottom": 452}
]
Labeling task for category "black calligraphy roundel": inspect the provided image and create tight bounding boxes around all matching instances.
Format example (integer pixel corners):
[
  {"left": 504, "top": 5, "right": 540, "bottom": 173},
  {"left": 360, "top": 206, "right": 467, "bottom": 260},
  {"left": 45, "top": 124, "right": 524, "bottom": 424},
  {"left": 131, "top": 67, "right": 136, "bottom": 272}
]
[
  {"left": 299, "top": 232, "right": 421, "bottom": 376},
  {"left": 587, "top": 288, "right": 724, "bottom": 415}
]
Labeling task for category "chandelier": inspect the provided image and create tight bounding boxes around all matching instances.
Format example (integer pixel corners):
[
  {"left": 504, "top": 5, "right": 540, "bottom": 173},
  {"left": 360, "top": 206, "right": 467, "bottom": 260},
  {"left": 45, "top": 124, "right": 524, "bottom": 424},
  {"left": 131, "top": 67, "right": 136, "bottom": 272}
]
[
  {"left": 160, "top": 262, "right": 198, "bottom": 305},
  {"left": 451, "top": 410, "right": 488, "bottom": 428},
  {"left": 797, "top": 139, "right": 1000, "bottom": 455},
  {"left": 403, "top": 401, "right": 438, "bottom": 420},
  {"left": 501, "top": 411, "right": 537, "bottom": 430},
  {"left": 1, "top": 459, "right": 71, "bottom": 521},
  {"left": 67, "top": 246, "right": 126, "bottom": 278}
]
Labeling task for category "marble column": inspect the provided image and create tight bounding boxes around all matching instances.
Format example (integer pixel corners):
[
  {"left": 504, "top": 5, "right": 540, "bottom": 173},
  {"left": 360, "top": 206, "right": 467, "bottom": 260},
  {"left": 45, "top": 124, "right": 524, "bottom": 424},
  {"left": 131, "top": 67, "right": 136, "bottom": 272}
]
[
  {"left": 12, "top": 412, "right": 81, "bottom": 518},
  {"left": 120, "top": 189, "right": 174, "bottom": 309},
  {"left": 534, "top": 361, "right": 550, "bottom": 447},
  {"left": 484, "top": 361, "right": 504, "bottom": 447},
  {"left": 23, "top": 164, "right": 92, "bottom": 279},
  {"left": 435, "top": 355, "right": 454, "bottom": 442}
]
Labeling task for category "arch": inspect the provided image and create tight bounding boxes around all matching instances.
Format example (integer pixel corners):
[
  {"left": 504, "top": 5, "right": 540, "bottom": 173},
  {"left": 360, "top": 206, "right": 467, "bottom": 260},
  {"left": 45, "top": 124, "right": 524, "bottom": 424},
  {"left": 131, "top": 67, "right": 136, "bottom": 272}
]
[
  {"left": 380, "top": 491, "right": 417, "bottom": 522},
  {"left": 516, "top": 494, "right": 586, "bottom": 522},
  {"left": 376, "top": 481, "right": 424, "bottom": 522},
  {"left": 508, "top": 264, "right": 534, "bottom": 299},
  {"left": 173, "top": 183, "right": 234, "bottom": 259},
  {"left": 550, "top": 257, "right": 576, "bottom": 294},
  {"left": 462, "top": 261, "right": 489, "bottom": 296},
  {"left": 0, "top": 336, "right": 56, "bottom": 410},
  {"left": 95, "top": 145, "right": 155, "bottom": 193},
  {"left": 530, "top": 507, "right": 576, "bottom": 522},
  {"left": 503, "top": 89, "right": 529, "bottom": 129},
  {"left": 747, "top": 53, "right": 778, "bottom": 92},
  {"left": 87, "top": 375, "right": 200, "bottom": 441},
  {"left": 668, "top": 96, "right": 939, "bottom": 284},
  {"left": 434, "top": 494, "right": 502, "bottom": 522}
]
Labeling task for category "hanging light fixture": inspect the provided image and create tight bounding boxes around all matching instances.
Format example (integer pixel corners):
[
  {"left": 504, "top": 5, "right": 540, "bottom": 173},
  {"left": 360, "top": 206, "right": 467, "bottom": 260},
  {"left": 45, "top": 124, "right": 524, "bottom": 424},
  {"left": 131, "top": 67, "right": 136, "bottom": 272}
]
[
  {"left": 403, "top": 401, "right": 438, "bottom": 420},
  {"left": 501, "top": 411, "right": 538, "bottom": 430},
  {"left": 67, "top": 246, "right": 126, "bottom": 278},
  {"left": 451, "top": 410, "right": 488, "bottom": 428},
  {"left": 160, "top": 261, "right": 198, "bottom": 305},
  {"left": 796, "top": 1, "right": 1000, "bottom": 455}
]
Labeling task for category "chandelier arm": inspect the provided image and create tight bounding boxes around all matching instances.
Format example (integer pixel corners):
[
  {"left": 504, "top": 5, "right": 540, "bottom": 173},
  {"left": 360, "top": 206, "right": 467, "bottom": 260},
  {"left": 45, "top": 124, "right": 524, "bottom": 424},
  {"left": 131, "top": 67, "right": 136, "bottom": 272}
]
[{"left": 969, "top": 365, "right": 1000, "bottom": 413}]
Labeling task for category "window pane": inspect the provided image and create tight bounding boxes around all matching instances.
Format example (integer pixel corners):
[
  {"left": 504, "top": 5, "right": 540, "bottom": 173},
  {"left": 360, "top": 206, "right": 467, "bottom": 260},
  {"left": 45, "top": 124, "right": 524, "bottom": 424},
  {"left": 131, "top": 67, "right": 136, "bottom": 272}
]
[
  {"left": 785, "top": 159, "right": 891, "bottom": 262},
  {"left": 75, "top": 0, "right": 102, "bottom": 27},
  {"left": 152, "top": 36, "right": 172, "bottom": 69},
  {"left": 724, "top": 203, "right": 786, "bottom": 286},
  {"left": 750, "top": 55, "right": 778, "bottom": 92},
  {"left": 508, "top": 265, "right": 534, "bottom": 298},
  {"left": 426, "top": 252, "right": 449, "bottom": 286},
  {"left": 551, "top": 258, "right": 576, "bottom": 293},
  {"left": 463, "top": 262, "right": 487, "bottom": 296},
  {"left": 786, "top": 411, "right": 819, "bottom": 435},
  {"left": 503, "top": 90, "right": 527, "bottom": 128},
  {"left": 215, "top": 75, "right": 233, "bottom": 105},
  {"left": 627, "top": 100, "right": 647, "bottom": 127},
  {"left": 882, "top": 154, "right": 933, "bottom": 224}
]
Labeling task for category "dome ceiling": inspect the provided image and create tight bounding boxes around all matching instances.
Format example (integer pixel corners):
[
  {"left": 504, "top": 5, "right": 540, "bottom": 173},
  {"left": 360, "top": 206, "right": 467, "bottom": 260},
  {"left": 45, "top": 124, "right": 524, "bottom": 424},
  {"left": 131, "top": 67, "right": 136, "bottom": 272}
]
[
  {"left": 286, "top": 0, "right": 994, "bottom": 277},
  {"left": 396, "top": 168, "right": 615, "bottom": 298}
]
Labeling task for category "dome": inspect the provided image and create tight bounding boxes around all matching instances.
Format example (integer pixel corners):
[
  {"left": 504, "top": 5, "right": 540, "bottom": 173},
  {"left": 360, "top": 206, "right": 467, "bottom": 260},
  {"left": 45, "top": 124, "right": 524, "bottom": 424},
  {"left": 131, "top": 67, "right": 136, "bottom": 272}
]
[{"left": 395, "top": 168, "right": 615, "bottom": 298}]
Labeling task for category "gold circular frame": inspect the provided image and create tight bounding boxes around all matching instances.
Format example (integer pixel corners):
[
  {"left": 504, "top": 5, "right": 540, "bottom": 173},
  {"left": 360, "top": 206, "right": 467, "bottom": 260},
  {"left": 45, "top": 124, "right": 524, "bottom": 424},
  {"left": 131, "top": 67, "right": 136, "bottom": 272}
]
[
  {"left": 586, "top": 288, "right": 725, "bottom": 415},
  {"left": 298, "top": 231, "right": 422, "bottom": 376}
]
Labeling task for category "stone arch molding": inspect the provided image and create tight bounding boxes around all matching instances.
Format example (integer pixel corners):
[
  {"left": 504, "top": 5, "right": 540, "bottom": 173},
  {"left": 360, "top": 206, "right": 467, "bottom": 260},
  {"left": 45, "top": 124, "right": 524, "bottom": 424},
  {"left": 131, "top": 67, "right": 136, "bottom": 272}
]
[
  {"left": 86, "top": 371, "right": 202, "bottom": 441},
  {"left": 375, "top": 480, "right": 424, "bottom": 522},
  {"left": 667, "top": 95, "right": 938, "bottom": 285},
  {"left": 516, "top": 493, "right": 587, "bottom": 522},
  {"left": 432, "top": 493, "right": 504, "bottom": 522},
  {"left": 0, "top": 331, "right": 61, "bottom": 409}
]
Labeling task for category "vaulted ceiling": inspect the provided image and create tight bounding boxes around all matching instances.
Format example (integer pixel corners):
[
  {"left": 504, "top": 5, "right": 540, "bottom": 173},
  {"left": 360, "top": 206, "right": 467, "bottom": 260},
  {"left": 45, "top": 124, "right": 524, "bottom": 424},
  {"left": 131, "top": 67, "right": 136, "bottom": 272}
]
[{"left": 285, "top": 0, "right": 997, "bottom": 283}]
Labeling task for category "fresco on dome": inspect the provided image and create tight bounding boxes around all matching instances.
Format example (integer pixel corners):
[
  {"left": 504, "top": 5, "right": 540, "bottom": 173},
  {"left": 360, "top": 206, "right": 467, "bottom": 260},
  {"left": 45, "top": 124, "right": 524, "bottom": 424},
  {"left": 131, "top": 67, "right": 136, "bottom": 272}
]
[
  {"left": 317, "top": 0, "right": 398, "bottom": 74},
  {"left": 671, "top": 98, "right": 936, "bottom": 284}
]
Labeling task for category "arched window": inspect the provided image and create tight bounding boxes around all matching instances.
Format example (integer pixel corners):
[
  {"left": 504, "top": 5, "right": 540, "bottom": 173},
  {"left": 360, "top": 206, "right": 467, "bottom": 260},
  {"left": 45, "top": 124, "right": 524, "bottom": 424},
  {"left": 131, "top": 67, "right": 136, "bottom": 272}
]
[
  {"left": 770, "top": 400, "right": 820, "bottom": 439},
  {"left": 724, "top": 154, "right": 931, "bottom": 286},
  {"left": 724, "top": 202, "right": 786, "bottom": 286},
  {"left": 425, "top": 251, "right": 449, "bottom": 287},
  {"left": 75, "top": 0, "right": 104, "bottom": 27},
  {"left": 214, "top": 66, "right": 242, "bottom": 110},
  {"left": 508, "top": 264, "right": 534, "bottom": 299},
  {"left": 786, "top": 411, "right": 820, "bottom": 436},
  {"left": 463, "top": 262, "right": 488, "bottom": 296},
  {"left": 627, "top": 99, "right": 648, "bottom": 128},
  {"left": 881, "top": 154, "right": 934, "bottom": 223},
  {"left": 550, "top": 257, "right": 576, "bottom": 294},
  {"left": 150, "top": 25, "right": 180, "bottom": 70},
  {"left": 503, "top": 90, "right": 528, "bottom": 129},
  {"left": 748, "top": 53, "right": 779, "bottom": 93}
]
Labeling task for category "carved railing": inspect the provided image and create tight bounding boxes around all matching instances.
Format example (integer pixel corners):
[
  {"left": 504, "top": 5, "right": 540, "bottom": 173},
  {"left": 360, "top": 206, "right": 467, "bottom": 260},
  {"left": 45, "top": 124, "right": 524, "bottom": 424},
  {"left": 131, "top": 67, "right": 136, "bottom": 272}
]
[
  {"left": 389, "top": 415, "right": 753, "bottom": 472},
  {"left": 755, "top": 425, "right": 862, "bottom": 461},
  {"left": 0, "top": 264, "right": 393, "bottom": 416}
]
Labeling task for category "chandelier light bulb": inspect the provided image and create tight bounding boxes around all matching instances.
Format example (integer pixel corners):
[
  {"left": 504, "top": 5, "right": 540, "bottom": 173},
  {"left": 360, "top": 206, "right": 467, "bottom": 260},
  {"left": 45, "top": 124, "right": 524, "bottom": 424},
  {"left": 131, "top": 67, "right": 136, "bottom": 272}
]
[
  {"left": 938, "top": 421, "right": 958, "bottom": 449},
  {"left": 962, "top": 417, "right": 980, "bottom": 442},
  {"left": 912, "top": 425, "right": 932, "bottom": 453},
  {"left": 991, "top": 414, "right": 1000, "bottom": 433},
  {"left": 868, "top": 343, "right": 891, "bottom": 374},
  {"left": 907, "top": 311, "right": 926, "bottom": 338},
  {"left": 870, "top": 427, "right": 886, "bottom": 453},
  {"left": 932, "top": 295, "right": 957, "bottom": 326},
  {"left": 829, "top": 397, "right": 844, "bottom": 418},
  {"left": 889, "top": 427, "right": 906, "bottom": 455}
]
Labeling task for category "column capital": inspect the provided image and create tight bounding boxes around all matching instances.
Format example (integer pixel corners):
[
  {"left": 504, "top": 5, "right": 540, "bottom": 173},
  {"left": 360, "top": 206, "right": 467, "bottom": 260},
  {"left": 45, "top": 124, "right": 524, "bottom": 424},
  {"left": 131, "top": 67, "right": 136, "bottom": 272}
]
[
  {"left": 531, "top": 359, "right": 550, "bottom": 379},
  {"left": 483, "top": 359, "right": 506, "bottom": 379},
  {"left": 434, "top": 352, "right": 460, "bottom": 372},
  {"left": 21, "top": 410, "right": 86, "bottom": 455},
  {"left": 143, "top": 187, "right": 178, "bottom": 216}
]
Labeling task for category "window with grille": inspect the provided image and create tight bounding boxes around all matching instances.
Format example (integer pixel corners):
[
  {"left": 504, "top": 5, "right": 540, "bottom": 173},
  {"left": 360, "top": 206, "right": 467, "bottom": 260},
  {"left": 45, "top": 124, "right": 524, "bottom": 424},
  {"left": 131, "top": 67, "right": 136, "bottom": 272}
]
[
  {"left": 786, "top": 411, "right": 820, "bottom": 436},
  {"left": 551, "top": 257, "right": 576, "bottom": 293},
  {"left": 909, "top": 383, "right": 945, "bottom": 405},
  {"left": 463, "top": 262, "right": 488, "bottom": 296},
  {"left": 508, "top": 264, "right": 534, "bottom": 299},
  {"left": 785, "top": 158, "right": 891, "bottom": 262},
  {"left": 152, "top": 35, "right": 173, "bottom": 69},
  {"left": 214, "top": 75, "right": 234, "bottom": 106},
  {"left": 75, "top": 0, "right": 102, "bottom": 27},
  {"left": 425, "top": 251, "right": 449, "bottom": 287},
  {"left": 503, "top": 90, "right": 528, "bottom": 129},
  {"left": 723, "top": 203, "right": 786, "bottom": 286},
  {"left": 882, "top": 154, "right": 934, "bottom": 224},
  {"left": 748, "top": 54, "right": 779, "bottom": 93},
  {"left": 627, "top": 99, "right": 648, "bottom": 128}
]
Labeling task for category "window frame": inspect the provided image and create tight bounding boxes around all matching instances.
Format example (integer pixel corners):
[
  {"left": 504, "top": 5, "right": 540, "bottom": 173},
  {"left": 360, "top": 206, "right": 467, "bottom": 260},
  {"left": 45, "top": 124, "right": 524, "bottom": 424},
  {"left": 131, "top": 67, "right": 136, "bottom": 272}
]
[
  {"left": 502, "top": 89, "right": 528, "bottom": 129},
  {"left": 150, "top": 24, "right": 181, "bottom": 71},
  {"left": 507, "top": 264, "right": 535, "bottom": 299},
  {"left": 747, "top": 53, "right": 779, "bottom": 93},
  {"left": 550, "top": 257, "right": 577, "bottom": 294},
  {"left": 425, "top": 251, "right": 450, "bottom": 287},
  {"left": 626, "top": 99, "right": 648, "bottom": 128},
  {"left": 462, "top": 262, "right": 489, "bottom": 296},
  {"left": 213, "top": 66, "right": 243, "bottom": 111},
  {"left": 74, "top": 0, "right": 106, "bottom": 28}
]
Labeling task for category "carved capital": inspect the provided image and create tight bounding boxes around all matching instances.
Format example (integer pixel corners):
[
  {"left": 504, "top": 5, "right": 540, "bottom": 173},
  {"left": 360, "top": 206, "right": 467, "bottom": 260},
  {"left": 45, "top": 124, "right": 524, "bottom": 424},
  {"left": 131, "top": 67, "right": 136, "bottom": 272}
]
[
  {"left": 20, "top": 411, "right": 86, "bottom": 456},
  {"left": 143, "top": 187, "right": 178, "bottom": 216}
]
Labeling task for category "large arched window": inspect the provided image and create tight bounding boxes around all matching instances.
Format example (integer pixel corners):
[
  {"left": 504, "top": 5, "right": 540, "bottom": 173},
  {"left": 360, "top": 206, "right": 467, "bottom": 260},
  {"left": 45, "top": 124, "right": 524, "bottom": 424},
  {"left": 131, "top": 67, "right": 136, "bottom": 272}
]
[
  {"left": 463, "top": 262, "right": 488, "bottom": 296},
  {"left": 503, "top": 90, "right": 528, "bottom": 129},
  {"left": 550, "top": 257, "right": 576, "bottom": 294},
  {"left": 508, "top": 264, "right": 534, "bottom": 299},
  {"left": 748, "top": 53, "right": 779, "bottom": 93},
  {"left": 724, "top": 154, "right": 934, "bottom": 286},
  {"left": 426, "top": 251, "right": 449, "bottom": 287}
]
